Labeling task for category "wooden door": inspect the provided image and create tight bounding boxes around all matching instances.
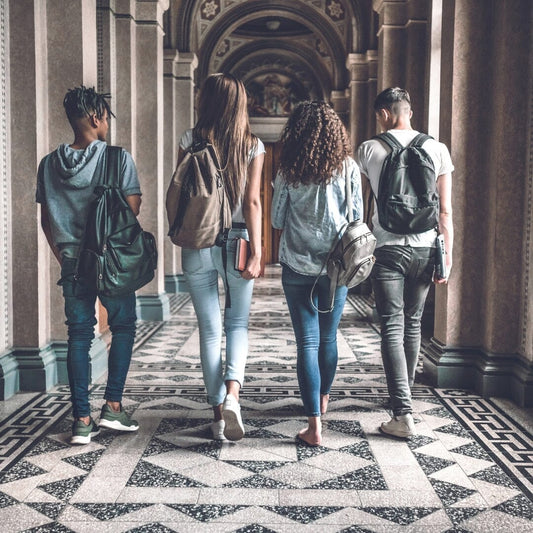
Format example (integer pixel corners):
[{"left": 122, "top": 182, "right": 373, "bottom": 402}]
[{"left": 260, "top": 142, "right": 282, "bottom": 264}]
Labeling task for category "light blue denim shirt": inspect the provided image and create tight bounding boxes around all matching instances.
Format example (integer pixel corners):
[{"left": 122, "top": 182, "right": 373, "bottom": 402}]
[{"left": 271, "top": 156, "right": 363, "bottom": 276}]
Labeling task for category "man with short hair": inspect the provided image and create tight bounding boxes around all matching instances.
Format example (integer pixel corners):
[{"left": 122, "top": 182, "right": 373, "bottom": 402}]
[
  {"left": 355, "top": 87, "right": 454, "bottom": 438},
  {"left": 37, "top": 86, "right": 141, "bottom": 444}
]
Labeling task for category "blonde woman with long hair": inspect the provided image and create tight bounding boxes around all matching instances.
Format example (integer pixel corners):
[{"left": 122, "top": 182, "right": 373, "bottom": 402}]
[{"left": 176, "top": 73, "right": 265, "bottom": 441}]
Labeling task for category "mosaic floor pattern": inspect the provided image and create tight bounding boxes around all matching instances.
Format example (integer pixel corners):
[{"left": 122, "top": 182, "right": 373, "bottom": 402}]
[{"left": 0, "top": 266, "right": 532, "bottom": 532}]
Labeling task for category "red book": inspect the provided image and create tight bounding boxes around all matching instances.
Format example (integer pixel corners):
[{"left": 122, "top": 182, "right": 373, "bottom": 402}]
[{"left": 234, "top": 238, "right": 265, "bottom": 277}]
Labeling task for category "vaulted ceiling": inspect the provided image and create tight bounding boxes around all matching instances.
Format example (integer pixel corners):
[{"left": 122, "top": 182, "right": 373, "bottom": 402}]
[{"left": 165, "top": 0, "right": 375, "bottom": 116}]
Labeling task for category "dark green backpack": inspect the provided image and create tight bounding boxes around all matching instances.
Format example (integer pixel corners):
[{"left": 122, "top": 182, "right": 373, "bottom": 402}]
[{"left": 76, "top": 146, "right": 157, "bottom": 297}]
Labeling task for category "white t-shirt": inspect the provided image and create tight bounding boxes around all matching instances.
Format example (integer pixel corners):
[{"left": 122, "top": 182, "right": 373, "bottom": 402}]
[
  {"left": 179, "top": 129, "right": 265, "bottom": 223},
  {"left": 355, "top": 129, "right": 454, "bottom": 248}
]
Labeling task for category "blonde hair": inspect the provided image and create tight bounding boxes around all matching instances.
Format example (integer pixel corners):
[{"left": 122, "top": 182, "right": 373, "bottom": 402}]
[{"left": 194, "top": 73, "right": 257, "bottom": 210}]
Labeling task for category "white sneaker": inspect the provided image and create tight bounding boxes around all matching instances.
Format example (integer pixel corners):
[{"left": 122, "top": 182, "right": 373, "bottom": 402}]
[
  {"left": 380, "top": 414, "right": 416, "bottom": 438},
  {"left": 222, "top": 394, "right": 245, "bottom": 441},
  {"left": 211, "top": 420, "right": 226, "bottom": 441}
]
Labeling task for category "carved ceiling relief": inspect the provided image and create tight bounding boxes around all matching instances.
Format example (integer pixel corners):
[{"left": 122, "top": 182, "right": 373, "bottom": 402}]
[
  {"left": 191, "top": 0, "right": 351, "bottom": 116},
  {"left": 194, "top": 0, "right": 350, "bottom": 47},
  {"left": 210, "top": 34, "right": 333, "bottom": 77}
]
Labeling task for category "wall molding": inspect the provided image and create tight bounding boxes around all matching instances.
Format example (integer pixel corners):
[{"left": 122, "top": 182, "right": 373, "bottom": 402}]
[
  {"left": 423, "top": 338, "right": 533, "bottom": 407},
  {"left": 0, "top": 350, "right": 18, "bottom": 400},
  {"left": 164, "top": 274, "right": 188, "bottom": 294},
  {"left": 136, "top": 294, "right": 171, "bottom": 321}
]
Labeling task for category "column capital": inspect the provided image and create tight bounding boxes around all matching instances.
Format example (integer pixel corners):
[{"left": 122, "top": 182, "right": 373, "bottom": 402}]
[
  {"left": 163, "top": 50, "right": 198, "bottom": 78},
  {"left": 372, "top": 0, "right": 407, "bottom": 25},
  {"left": 176, "top": 52, "right": 198, "bottom": 79},
  {"left": 330, "top": 90, "right": 350, "bottom": 116},
  {"left": 366, "top": 50, "right": 378, "bottom": 79},
  {"left": 135, "top": 0, "right": 169, "bottom": 25},
  {"left": 346, "top": 53, "right": 369, "bottom": 82},
  {"left": 114, "top": 0, "right": 136, "bottom": 16}
]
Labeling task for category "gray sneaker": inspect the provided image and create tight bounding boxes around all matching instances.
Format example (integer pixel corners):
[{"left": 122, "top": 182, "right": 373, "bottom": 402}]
[
  {"left": 71, "top": 418, "right": 100, "bottom": 445},
  {"left": 98, "top": 404, "right": 139, "bottom": 432},
  {"left": 380, "top": 414, "right": 416, "bottom": 438}
]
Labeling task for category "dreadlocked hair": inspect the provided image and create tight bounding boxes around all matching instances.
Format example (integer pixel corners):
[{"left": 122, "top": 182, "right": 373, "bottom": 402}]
[
  {"left": 194, "top": 73, "right": 256, "bottom": 211},
  {"left": 278, "top": 101, "right": 351, "bottom": 186},
  {"left": 63, "top": 85, "right": 115, "bottom": 124}
]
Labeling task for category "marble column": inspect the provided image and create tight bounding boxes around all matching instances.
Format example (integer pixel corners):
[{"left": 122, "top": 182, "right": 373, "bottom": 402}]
[
  {"left": 405, "top": 0, "right": 428, "bottom": 131},
  {"left": 134, "top": 0, "right": 170, "bottom": 321},
  {"left": 521, "top": 0, "right": 533, "bottom": 368},
  {"left": 47, "top": 0, "right": 109, "bottom": 385},
  {"left": 366, "top": 50, "right": 378, "bottom": 138},
  {"left": 347, "top": 52, "right": 376, "bottom": 234},
  {"left": 330, "top": 89, "right": 350, "bottom": 129},
  {"left": 346, "top": 53, "right": 370, "bottom": 152},
  {"left": 424, "top": 0, "right": 533, "bottom": 406},
  {"left": 426, "top": 0, "right": 443, "bottom": 137},
  {"left": 114, "top": 0, "right": 137, "bottom": 154},
  {"left": 5, "top": 0, "right": 107, "bottom": 395},
  {"left": 163, "top": 50, "right": 197, "bottom": 293},
  {"left": 96, "top": 0, "right": 117, "bottom": 144},
  {"left": 372, "top": 0, "right": 407, "bottom": 91}
]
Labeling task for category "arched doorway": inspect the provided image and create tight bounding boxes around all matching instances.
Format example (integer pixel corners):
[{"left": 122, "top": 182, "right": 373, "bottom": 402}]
[{"left": 167, "top": 0, "right": 361, "bottom": 262}]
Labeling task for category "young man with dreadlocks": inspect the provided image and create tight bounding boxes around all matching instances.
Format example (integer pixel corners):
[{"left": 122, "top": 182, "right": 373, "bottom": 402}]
[{"left": 36, "top": 86, "right": 142, "bottom": 444}]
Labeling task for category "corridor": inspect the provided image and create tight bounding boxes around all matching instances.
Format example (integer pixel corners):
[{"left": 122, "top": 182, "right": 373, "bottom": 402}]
[{"left": 0, "top": 267, "right": 531, "bottom": 532}]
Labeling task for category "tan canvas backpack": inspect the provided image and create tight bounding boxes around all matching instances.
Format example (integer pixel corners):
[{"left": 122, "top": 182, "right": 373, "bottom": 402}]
[{"left": 166, "top": 138, "right": 232, "bottom": 249}]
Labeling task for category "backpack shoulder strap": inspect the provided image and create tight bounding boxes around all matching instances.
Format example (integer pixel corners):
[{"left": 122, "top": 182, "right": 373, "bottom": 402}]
[
  {"left": 373, "top": 132, "right": 403, "bottom": 151},
  {"left": 408, "top": 133, "right": 433, "bottom": 147},
  {"left": 104, "top": 145, "right": 122, "bottom": 188}
]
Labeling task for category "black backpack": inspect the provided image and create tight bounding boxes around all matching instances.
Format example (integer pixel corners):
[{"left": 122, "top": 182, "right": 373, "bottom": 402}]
[
  {"left": 375, "top": 132, "right": 439, "bottom": 234},
  {"left": 76, "top": 146, "right": 157, "bottom": 297}
]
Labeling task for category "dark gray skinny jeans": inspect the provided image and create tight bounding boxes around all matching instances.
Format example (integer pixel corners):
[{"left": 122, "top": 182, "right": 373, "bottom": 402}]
[{"left": 371, "top": 245, "right": 435, "bottom": 416}]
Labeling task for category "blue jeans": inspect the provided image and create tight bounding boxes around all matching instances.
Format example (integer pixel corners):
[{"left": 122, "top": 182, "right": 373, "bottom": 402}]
[
  {"left": 59, "top": 258, "right": 137, "bottom": 419},
  {"left": 282, "top": 265, "right": 348, "bottom": 417},
  {"left": 182, "top": 228, "right": 254, "bottom": 406},
  {"left": 371, "top": 245, "right": 435, "bottom": 416}
]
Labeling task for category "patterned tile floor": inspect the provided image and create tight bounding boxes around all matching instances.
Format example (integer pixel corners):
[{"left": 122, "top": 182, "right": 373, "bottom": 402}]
[{"left": 0, "top": 266, "right": 532, "bottom": 532}]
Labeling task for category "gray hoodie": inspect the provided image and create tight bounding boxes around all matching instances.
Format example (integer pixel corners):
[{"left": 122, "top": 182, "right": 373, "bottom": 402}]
[{"left": 36, "top": 140, "right": 141, "bottom": 259}]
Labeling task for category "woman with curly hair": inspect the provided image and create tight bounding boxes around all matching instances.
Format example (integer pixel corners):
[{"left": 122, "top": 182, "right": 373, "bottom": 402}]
[{"left": 272, "top": 101, "right": 363, "bottom": 446}]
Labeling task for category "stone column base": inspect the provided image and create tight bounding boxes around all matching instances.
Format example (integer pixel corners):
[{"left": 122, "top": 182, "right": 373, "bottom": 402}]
[
  {"left": 0, "top": 351, "right": 20, "bottom": 400},
  {"left": 136, "top": 294, "right": 171, "bottom": 321},
  {"left": 423, "top": 339, "right": 533, "bottom": 407},
  {"left": 164, "top": 274, "right": 189, "bottom": 293},
  {"left": 52, "top": 337, "right": 109, "bottom": 386},
  {"left": 12, "top": 345, "right": 58, "bottom": 392}
]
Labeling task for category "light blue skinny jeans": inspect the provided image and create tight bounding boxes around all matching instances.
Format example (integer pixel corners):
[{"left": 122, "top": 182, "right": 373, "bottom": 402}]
[
  {"left": 282, "top": 265, "right": 348, "bottom": 417},
  {"left": 182, "top": 228, "right": 254, "bottom": 407}
]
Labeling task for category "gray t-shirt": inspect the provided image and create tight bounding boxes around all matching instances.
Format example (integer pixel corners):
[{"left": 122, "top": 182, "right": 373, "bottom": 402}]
[{"left": 36, "top": 140, "right": 141, "bottom": 259}]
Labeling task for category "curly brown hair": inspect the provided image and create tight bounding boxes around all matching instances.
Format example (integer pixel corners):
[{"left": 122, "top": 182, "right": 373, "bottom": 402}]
[{"left": 278, "top": 101, "right": 351, "bottom": 186}]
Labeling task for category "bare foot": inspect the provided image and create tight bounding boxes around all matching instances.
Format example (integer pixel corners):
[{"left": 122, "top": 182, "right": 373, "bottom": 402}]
[
  {"left": 297, "top": 427, "right": 322, "bottom": 446},
  {"left": 320, "top": 394, "right": 329, "bottom": 415}
]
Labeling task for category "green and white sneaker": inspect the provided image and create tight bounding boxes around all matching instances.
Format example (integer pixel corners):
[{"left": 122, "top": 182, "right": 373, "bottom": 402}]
[
  {"left": 71, "top": 418, "right": 100, "bottom": 445},
  {"left": 98, "top": 403, "right": 139, "bottom": 432}
]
